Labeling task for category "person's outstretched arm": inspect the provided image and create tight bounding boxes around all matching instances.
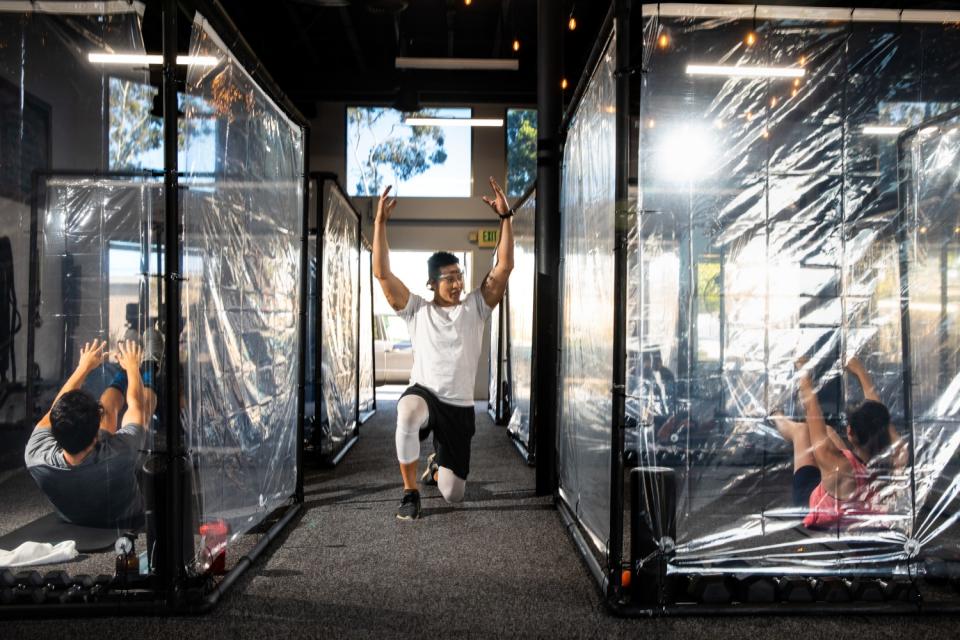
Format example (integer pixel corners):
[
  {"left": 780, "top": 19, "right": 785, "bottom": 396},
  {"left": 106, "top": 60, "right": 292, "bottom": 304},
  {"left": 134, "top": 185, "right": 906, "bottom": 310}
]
[
  {"left": 36, "top": 339, "right": 108, "bottom": 428},
  {"left": 372, "top": 185, "right": 410, "bottom": 312},
  {"left": 846, "top": 356, "right": 907, "bottom": 470},
  {"left": 115, "top": 340, "right": 148, "bottom": 429},
  {"left": 797, "top": 358, "right": 848, "bottom": 473},
  {"left": 846, "top": 356, "right": 880, "bottom": 402},
  {"left": 480, "top": 177, "right": 514, "bottom": 308}
]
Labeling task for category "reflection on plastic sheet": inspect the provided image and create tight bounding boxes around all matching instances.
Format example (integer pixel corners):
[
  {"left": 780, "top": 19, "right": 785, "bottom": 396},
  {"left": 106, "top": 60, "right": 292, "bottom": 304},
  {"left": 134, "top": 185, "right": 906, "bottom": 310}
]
[
  {"left": 507, "top": 191, "right": 536, "bottom": 448},
  {"left": 320, "top": 185, "right": 359, "bottom": 454},
  {"left": 624, "top": 13, "right": 960, "bottom": 574},
  {"left": 181, "top": 15, "right": 303, "bottom": 565},
  {"left": 558, "top": 31, "right": 617, "bottom": 556}
]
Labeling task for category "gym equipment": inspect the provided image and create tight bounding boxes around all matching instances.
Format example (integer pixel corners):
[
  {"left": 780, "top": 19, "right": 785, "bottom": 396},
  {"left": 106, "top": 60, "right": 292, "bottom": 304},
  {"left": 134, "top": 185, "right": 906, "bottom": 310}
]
[{"left": 0, "top": 512, "right": 133, "bottom": 554}]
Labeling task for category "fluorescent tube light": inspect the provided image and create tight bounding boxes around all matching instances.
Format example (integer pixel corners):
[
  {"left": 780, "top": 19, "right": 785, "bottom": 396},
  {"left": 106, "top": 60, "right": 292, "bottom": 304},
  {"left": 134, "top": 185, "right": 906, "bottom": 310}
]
[
  {"left": 862, "top": 125, "right": 906, "bottom": 135},
  {"left": 686, "top": 64, "right": 805, "bottom": 79},
  {"left": 395, "top": 57, "right": 519, "bottom": 71},
  {"left": 88, "top": 53, "right": 219, "bottom": 66},
  {"left": 403, "top": 117, "right": 504, "bottom": 128}
]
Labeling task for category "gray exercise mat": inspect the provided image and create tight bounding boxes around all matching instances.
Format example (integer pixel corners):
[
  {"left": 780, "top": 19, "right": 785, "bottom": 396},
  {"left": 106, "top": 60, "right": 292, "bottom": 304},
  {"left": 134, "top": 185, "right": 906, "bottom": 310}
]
[{"left": 0, "top": 512, "right": 133, "bottom": 553}]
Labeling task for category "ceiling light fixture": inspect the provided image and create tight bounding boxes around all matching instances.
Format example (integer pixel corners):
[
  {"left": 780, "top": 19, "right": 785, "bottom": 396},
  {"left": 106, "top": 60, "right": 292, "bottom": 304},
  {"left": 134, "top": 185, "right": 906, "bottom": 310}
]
[
  {"left": 395, "top": 56, "right": 519, "bottom": 71},
  {"left": 686, "top": 64, "right": 805, "bottom": 79},
  {"left": 862, "top": 125, "right": 906, "bottom": 135},
  {"left": 512, "top": 39, "right": 520, "bottom": 52},
  {"left": 403, "top": 117, "right": 503, "bottom": 128},
  {"left": 88, "top": 52, "right": 219, "bottom": 66}
]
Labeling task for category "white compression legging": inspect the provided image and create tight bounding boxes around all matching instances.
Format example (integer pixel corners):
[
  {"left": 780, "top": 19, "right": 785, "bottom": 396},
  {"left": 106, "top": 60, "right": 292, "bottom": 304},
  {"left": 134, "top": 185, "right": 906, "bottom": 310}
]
[{"left": 395, "top": 394, "right": 466, "bottom": 503}]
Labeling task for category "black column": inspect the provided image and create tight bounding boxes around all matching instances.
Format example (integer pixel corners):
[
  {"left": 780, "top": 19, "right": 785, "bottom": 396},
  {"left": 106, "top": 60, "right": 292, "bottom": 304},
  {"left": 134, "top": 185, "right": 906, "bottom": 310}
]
[
  {"left": 533, "top": 0, "right": 561, "bottom": 496},
  {"left": 161, "top": 0, "right": 185, "bottom": 599}
]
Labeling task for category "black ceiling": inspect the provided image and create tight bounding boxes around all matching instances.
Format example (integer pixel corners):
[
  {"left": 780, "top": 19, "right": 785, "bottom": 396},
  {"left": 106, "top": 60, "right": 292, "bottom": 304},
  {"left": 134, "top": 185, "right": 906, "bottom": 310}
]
[{"left": 146, "top": 1, "right": 960, "bottom": 118}]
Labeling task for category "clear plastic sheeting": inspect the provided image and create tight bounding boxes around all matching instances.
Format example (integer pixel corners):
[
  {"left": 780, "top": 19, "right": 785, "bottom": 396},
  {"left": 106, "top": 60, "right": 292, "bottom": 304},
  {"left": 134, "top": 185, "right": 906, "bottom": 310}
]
[
  {"left": 488, "top": 254, "right": 502, "bottom": 419},
  {"left": 1, "top": 2, "right": 150, "bottom": 406},
  {"left": 181, "top": 15, "right": 303, "bottom": 564},
  {"left": 358, "top": 241, "right": 375, "bottom": 420},
  {"left": 627, "top": 10, "right": 960, "bottom": 575},
  {"left": 558, "top": 31, "right": 617, "bottom": 555},
  {"left": 319, "top": 182, "right": 359, "bottom": 455},
  {"left": 506, "top": 190, "right": 536, "bottom": 451},
  {"left": 32, "top": 178, "right": 162, "bottom": 443},
  {"left": 899, "top": 111, "right": 960, "bottom": 561}
]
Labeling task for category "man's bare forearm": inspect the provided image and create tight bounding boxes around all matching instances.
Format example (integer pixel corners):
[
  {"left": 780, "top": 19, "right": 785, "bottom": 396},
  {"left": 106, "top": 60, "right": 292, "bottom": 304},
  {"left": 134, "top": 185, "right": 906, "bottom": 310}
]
[
  {"left": 372, "top": 219, "right": 392, "bottom": 280},
  {"left": 496, "top": 215, "right": 514, "bottom": 273}
]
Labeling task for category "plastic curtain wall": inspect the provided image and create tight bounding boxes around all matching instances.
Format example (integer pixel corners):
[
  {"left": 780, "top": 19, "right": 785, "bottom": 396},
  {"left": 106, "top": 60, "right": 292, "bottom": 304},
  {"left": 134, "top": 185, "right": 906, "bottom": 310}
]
[
  {"left": 627, "top": 7, "right": 960, "bottom": 577},
  {"left": 181, "top": 15, "right": 303, "bottom": 563},
  {"left": 318, "top": 181, "right": 359, "bottom": 456},
  {"left": 898, "top": 110, "right": 960, "bottom": 563},
  {"left": 358, "top": 241, "right": 375, "bottom": 420},
  {"left": 507, "top": 189, "right": 536, "bottom": 453},
  {"left": 558, "top": 31, "right": 618, "bottom": 556},
  {"left": 0, "top": 2, "right": 151, "bottom": 421}
]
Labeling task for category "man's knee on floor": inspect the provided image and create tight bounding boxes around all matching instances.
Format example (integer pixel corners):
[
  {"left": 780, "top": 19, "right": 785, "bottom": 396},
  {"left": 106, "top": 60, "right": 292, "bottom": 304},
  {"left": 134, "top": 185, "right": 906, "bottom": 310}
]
[{"left": 437, "top": 467, "right": 465, "bottom": 503}]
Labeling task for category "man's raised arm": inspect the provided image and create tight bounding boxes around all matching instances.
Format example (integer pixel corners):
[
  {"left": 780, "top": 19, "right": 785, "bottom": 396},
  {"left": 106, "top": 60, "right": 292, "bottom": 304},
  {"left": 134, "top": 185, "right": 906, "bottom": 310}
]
[
  {"left": 480, "top": 177, "right": 514, "bottom": 308},
  {"left": 372, "top": 185, "right": 410, "bottom": 312}
]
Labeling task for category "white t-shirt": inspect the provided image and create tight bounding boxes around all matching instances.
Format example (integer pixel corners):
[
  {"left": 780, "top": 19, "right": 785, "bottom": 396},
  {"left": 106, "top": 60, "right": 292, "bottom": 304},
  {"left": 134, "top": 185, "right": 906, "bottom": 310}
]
[{"left": 398, "top": 289, "right": 494, "bottom": 406}]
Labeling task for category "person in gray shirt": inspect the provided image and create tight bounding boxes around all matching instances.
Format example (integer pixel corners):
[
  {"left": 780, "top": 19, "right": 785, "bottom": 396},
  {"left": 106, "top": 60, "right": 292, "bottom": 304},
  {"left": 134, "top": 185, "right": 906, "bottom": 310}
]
[{"left": 24, "top": 337, "right": 158, "bottom": 529}]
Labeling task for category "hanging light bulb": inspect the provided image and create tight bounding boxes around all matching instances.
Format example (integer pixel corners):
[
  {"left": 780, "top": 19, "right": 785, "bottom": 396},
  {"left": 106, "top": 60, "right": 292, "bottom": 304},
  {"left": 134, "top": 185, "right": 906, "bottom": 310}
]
[
  {"left": 568, "top": 16, "right": 577, "bottom": 31},
  {"left": 513, "top": 39, "right": 520, "bottom": 52},
  {"left": 799, "top": 55, "right": 807, "bottom": 66},
  {"left": 791, "top": 87, "right": 799, "bottom": 97},
  {"left": 658, "top": 33, "right": 669, "bottom": 49},
  {"left": 561, "top": 78, "right": 569, "bottom": 90},
  {"left": 465, "top": 0, "right": 472, "bottom": 5},
  {"left": 770, "top": 96, "right": 778, "bottom": 108},
  {"left": 745, "top": 31, "right": 757, "bottom": 46}
]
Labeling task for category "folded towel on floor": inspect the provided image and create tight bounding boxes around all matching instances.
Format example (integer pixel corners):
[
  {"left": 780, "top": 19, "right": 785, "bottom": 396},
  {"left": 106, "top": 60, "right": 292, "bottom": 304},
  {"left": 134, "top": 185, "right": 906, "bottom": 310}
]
[{"left": 0, "top": 540, "right": 78, "bottom": 567}]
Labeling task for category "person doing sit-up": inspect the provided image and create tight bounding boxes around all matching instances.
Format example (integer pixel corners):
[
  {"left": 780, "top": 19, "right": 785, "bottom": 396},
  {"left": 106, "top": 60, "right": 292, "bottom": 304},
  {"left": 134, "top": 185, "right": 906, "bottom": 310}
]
[
  {"left": 772, "top": 356, "right": 907, "bottom": 530},
  {"left": 24, "top": 333, "right": 161, "bottom": 529},
  {"left": 374, "top": 177, "right": 514, "bottom": 521}
]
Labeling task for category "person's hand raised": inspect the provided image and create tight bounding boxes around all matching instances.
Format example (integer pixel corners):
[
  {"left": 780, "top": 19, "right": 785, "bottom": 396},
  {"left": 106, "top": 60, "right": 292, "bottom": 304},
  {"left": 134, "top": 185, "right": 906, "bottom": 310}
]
[
  {"left": 481, "top": 176, "right": 510, "bottom": 217},
  {"left": 115, "top": 340, "right": 143, "bottom": 374},
  {"left": 376, "top": 185, "right": 397, "bottom": 223},
  {"left": 77, "top": 339, "right": 109, "bottom": 374}
]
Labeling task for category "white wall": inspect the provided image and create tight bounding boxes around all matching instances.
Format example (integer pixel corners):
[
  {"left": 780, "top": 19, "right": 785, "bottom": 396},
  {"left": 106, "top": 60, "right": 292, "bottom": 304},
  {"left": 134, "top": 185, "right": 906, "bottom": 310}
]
[{"left": 310, "top": 101, "right": 520, "bottom": 400}]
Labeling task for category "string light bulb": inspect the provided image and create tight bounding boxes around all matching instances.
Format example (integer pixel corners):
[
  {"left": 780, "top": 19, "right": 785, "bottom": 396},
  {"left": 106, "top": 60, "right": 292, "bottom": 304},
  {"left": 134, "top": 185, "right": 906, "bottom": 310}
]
[
  {"left": 561, "top": 78, "right": 568, "bottom": 90},
  {"left": 770, "top": 96, "right": 778, "bottom": 108},
  {"left": 512, "top": 39, "right": 520, "bottom": 52},
  {"left": 569, "top": 16, "right": 577, "bottom": 31},
  {"left": 745, "top": 31, "right": 757, "bottom": 46},
  {"left": 658, "top": 33, "right": 669, "bottom": 49},
  {"left": 799, "top": 55, "right": 807, "bottom": 66},
  {"left": 464, "top": 0, "right": 472, "bottom": 5}
]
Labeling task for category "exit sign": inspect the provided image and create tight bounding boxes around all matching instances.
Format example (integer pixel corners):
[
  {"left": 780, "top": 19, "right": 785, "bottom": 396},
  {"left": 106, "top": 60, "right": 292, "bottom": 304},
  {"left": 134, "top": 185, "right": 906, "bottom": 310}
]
[{"left": 478, "top": 228, "right": 499, "bottom": 248}]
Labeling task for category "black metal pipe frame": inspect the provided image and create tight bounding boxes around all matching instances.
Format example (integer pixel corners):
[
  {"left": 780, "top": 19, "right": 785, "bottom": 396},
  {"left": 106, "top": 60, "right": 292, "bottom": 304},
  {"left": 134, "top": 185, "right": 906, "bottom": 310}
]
[
  {"left": 296, "top": 129, "right": 310, "bottom": 504},
  {"left": 161, "top": 0, "right": 185, "bottom": 603},
  {"left": 532, "top": 0, "right": 562, "bottom": 497},
  {"left": 607, "top": 0, "right": 631, "bottom": 603}
]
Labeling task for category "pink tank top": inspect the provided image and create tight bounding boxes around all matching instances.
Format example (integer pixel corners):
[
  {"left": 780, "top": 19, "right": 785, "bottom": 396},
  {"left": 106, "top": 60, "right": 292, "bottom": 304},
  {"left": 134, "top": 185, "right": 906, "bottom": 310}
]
[{"left": 803, "top": 449, "right": 884, "bottom": 530}]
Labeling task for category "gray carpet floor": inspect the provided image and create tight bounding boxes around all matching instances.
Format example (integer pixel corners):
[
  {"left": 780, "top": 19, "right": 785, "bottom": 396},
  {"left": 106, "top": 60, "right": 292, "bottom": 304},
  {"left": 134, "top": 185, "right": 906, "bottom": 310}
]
[{"left": 5, "top": 391, "right": 960, "bottom": 638}]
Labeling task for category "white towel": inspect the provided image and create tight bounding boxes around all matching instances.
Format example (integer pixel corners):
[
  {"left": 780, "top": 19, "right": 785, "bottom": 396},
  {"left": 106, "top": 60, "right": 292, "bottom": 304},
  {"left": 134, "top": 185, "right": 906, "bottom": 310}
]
[{"left": 0, "top": 540, "right": 78, "bottom": 567}]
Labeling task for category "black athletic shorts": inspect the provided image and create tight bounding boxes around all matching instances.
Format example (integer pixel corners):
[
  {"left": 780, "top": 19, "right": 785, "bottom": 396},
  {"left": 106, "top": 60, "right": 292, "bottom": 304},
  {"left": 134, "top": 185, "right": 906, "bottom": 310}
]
[
  {"left": 793, "top": 465, "right": 822, "bottom": 507},
  {"left": 400, "top": 384, "right": 476, "bottom": 480}
]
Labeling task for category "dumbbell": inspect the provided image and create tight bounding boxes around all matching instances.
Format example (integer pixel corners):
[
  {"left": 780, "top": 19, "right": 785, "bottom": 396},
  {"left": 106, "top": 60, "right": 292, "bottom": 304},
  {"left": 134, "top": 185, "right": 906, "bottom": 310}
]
[
  {"left": 1, "top": 570, "right": 15, "bottom": 605},
  {"left": 879, "top": 578, "right": 920, "bottom": 602},
  {"left": 688, "top": 574, "right": 736, "bottom": 604},
  {"left": 815, "top": 577, "right": 852, "bottom": 603},
  {"left": 776, "top": 576, "right": 816, "bottom": 602},
  {"left": 737, "top": 575, "right": 777, "bottom": 603},
  {"left": 14, "top": 571, "right": 43, "bottom": 588},
  {"left": 848, "top": 579, "right": 885, "bottom": 602}
]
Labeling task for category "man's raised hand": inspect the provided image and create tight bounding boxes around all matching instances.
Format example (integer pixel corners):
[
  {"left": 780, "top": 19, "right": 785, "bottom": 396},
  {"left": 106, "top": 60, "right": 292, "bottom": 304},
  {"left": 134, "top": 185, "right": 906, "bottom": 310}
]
[
  {"left": 376, "top": 185, "right": 397, "bottom": 223},
  {"left": 115, "top": 340, "right": 143, "bottom": 374},
  {"left": 481, "top": 176, "right": 510, "bottom": 217},
  {"left": 77, "top": 339, "right": 109, "bottom": 374}
]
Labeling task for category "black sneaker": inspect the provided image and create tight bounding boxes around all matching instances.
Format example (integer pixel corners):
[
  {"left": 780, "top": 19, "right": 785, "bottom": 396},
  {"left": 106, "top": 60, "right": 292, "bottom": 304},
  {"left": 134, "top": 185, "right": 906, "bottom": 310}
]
[
  {"left": 420, "top": 453, "right": 439, "bottom": 487},
  {"left": 396, "top": 489, "right": 421, "bottom": 521}
]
